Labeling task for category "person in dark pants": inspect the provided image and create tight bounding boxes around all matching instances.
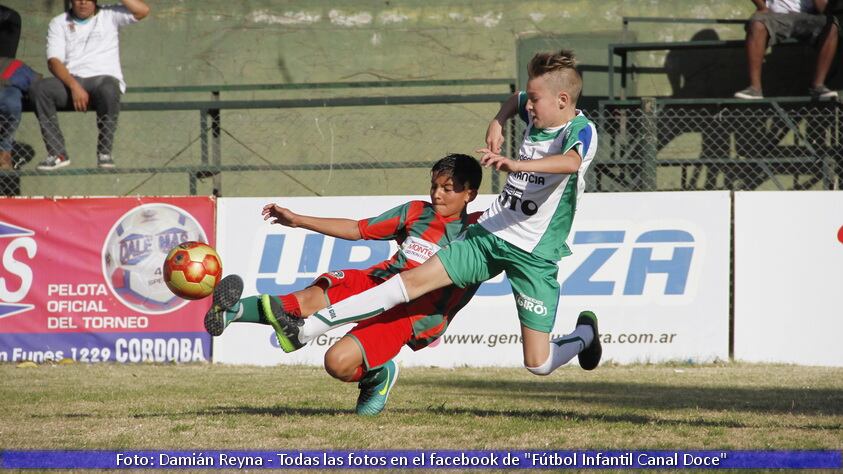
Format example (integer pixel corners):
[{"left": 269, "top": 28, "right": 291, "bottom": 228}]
[{"left": 30, "top": 0, "right": 149, "bottom": 170}]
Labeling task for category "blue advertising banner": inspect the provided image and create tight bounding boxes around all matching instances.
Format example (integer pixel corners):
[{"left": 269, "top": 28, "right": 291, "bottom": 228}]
[{"left": 1, "top": 450, "right": 840, "bottom": 469}]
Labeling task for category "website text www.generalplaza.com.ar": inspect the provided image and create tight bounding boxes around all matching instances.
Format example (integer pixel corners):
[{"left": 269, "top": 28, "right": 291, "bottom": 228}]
[{"left": 310, "top": 331, "right": 677, "bottom": 348}]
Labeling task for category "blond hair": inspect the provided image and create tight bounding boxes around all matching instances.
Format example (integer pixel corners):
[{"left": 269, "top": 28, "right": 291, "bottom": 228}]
[{"left": 527, "top": 49, "right": 582, "bottom": 104}]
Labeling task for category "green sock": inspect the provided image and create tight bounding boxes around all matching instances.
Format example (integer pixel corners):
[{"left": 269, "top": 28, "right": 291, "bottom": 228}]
[{"left": 231, "top": 296, "right": 264, "bottom": 324}]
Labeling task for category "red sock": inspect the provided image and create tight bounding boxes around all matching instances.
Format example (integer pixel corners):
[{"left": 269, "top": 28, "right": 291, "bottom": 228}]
[
  {"left": 279, "top": 294, "right": 302, "bottom": 318},
  {"left": 348, "top": 365, "right": 364, "bottom": 382}
]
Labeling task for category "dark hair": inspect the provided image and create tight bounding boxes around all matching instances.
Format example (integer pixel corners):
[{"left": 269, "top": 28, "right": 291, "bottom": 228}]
[
  {"left": 528, "top": 49, "right": 582, "bottom": 103},
  {"left": 431, "top": 153, "right": 482, "bottom": 190}
]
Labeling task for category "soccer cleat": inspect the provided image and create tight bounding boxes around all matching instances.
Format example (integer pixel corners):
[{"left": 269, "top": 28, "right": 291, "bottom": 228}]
[
  {"left": 576, "top": 311, "right": 602, "bottom": 371},
  {"left": 259, "top": 294, "right": 304, "bottom": 353},
  {"left": 36, "top": 154, "right": 70, "bottom": 171},
  {"left": 356, "top": 360, "right": 399, "bottom": 416},
  {"left": 97, "top": 153, "right": 115, "bottom": 168},
  {"left": 203, "top": 274, "right": 244, "bottom": 336},
  {"left": 733, "top": 86, "right": 763, "bottom": 100}
]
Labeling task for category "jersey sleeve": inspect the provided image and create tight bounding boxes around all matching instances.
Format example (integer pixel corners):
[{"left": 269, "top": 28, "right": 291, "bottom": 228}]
[
  {"left": 516, "top": 91, "right": 530, "bottom": 124},
  {"left": 45, "top": 17, "right": 65, "bottom": 62},
  {"left": 103, "top": 4, "right": 139, "bottom": 27},
  {"left": 561, "top": 116, "right": 595, "bottom": 158},
  {"left": 358, "top": 201, "right": 416, "bottom": 241}
]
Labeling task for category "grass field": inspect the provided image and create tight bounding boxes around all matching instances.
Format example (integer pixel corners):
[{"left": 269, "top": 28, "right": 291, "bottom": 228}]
[{"left": 2, "top": 362, "right": 842, "bottom": 451}]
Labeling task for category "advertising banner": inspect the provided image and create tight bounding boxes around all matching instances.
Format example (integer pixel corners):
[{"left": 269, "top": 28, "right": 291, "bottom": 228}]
[
  {"left": 734, "top": 191, "right": 843, "bottom": 367},
  {"left": 0, "top": 197, "right": 215, "bottom": 363},
  {"left": 215, "top": 192, "right": 730, "bottom": 367}
]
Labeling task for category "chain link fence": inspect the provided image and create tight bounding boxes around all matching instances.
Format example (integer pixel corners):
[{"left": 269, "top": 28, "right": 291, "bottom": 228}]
[{"left": 2, "top": 86, "right": 840, "bottom": 197}]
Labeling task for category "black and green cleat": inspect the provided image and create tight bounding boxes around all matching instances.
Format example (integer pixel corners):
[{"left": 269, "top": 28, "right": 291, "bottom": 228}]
[
  {"left": 576, "top": 310, "right": 602, "bottom": 371},
  {"left": 259, "top": 294, "right": 305, "bottom": 353},
  {"left": 203, "top": 274, "right": 244, "bottom": 336}
]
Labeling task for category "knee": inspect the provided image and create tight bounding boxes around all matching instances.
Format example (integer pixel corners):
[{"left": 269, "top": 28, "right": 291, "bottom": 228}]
[
  {"left": 324, "top": 346, "right": 356, "bottom": 381},
  {"left": 746, "top": 19, "right": 769, "bottom": 38},
  {"left": 92, "top": 76, "right": 121, "bottom": 101}
]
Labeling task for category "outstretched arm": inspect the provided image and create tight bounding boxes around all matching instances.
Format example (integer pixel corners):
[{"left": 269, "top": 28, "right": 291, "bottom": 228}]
[
  {"left": 122, "top": 0, "right": 150, "bottom": 20},
  {"left": 476, "top": 147, "right": 582, "bottom": 175},
  {"left": 262, "top": 203, "right": 362, "bottom": 240}
]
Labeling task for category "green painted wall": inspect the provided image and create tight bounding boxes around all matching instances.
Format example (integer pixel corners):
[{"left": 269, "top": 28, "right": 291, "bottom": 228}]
[{"left": 12, "top": 1, "right": 754, "bottom": 92}]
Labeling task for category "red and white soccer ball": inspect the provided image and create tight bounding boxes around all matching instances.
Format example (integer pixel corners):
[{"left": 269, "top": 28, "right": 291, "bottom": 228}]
[{"left": 162, "top": 241, "right": 223, "bottom": 300}]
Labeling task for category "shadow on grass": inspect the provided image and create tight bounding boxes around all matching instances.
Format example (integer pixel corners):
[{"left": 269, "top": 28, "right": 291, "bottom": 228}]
[
  {"left": 399, "top": 379, "right": 843, "bottom": 417},
  {"left": 122, "top": 403, "right": 841, "bottom": 431}
]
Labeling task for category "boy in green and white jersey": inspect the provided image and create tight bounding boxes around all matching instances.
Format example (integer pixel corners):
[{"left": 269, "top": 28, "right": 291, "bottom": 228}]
[{"left": 266, "top": 49, "right": 601, "bottom": 377}]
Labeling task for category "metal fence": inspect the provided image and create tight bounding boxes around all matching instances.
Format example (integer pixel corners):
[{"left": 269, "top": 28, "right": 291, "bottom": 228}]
[
  {"left": 595, "top": 98, "right": 842, "bottom": 192},
  {"left": 2, "top": 81, "right": 840, "bottom": 197},
  {"left": 1, "top": 80, "right": 515, "bottom": 197}
]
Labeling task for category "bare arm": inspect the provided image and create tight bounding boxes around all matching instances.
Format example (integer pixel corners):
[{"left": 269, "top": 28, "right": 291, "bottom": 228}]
[
  {"left": 47, "top": 58, "right": 89, "bottom": 111},
  {"left": 262, "top": 203, "right": 362, "bottom": 240},
  {"left": 476, "top": 147, "right": 582, "bottom": 175},
  {"left": 485, "top": 92, "right": 519, "bottom": 154},
  {"left": 813, "top": 0, "right": 828, "bottom": 13},
  {"left": 751, "top": 0, "right": 769, "bottom": 11},
  {"left": 122, "top": 0, "right": 150, "bottom": 20}
]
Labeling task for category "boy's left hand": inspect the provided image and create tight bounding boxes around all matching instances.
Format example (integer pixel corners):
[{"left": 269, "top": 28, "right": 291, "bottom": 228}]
[
  {"left": 262, "top": 203, "right": 299, "bottom": 227},
  {"left": 476, "top": 148, "right": 519, "bottom": 172}
]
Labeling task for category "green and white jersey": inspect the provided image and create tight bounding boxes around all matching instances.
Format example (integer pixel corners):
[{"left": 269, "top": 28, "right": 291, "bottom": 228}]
[{"left": 478, "top": 96, "right": 598, "bottom": 261}]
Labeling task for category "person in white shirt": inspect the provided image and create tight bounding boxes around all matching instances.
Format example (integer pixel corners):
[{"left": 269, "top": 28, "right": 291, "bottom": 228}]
[
  {"left": 734, "top": 0, "right": 839, "bottom": 100},
  {"left": 30, "top": 0, "right": 149, "bottom": 170}
]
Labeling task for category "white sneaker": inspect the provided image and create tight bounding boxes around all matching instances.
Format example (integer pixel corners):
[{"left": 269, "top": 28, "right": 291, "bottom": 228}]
[
  {"left": 97, "top": 154, "right": 115, "bottom": 168},
  {"left": 37, "top": 155, "right": 71, "bottom": 171}
]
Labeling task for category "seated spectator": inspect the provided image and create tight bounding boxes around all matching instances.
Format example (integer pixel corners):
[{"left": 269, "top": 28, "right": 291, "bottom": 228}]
[
  {"left": 735, "top": 0, "right": 839, "bottom": 100},
  {"left": 30, "top": 0, "right": 149, "bottom": 171},
  {"left": 0, "top": 58, "right": 40, "bottom": 170}
]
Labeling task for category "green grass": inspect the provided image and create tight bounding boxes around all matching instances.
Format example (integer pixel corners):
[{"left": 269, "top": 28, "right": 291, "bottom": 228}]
[{"left": 1, "top": 362, "right": 842, "bottom": 450}]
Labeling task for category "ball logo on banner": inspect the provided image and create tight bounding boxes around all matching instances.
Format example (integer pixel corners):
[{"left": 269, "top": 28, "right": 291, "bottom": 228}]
[{"left": 102, "top": 204, "right": 208, "bottom": 314}]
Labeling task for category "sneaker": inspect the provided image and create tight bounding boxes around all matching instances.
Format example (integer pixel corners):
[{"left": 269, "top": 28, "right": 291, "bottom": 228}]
[
  {"left": 733, "top": 86, "right": 763, "bottom": 100},
  {"left": 259, "top": 294, "right": 304, "bottom": 353},
  {"left": 356, "top": 360, "right": 399, "bottom": 416},
  {"left": 809, "top": 85, "right": 839, "bottom": 100},
  {"left": 203, "top": 274, "right": 244, "bottom": 336},
  {"left": 576, "top": 311, "right": 602, "bottom": 371},
  {"left": 97, "top": 153, "right": 115, "bottom": 168},
  {"left": 36, "top": 155, "right": 70, "bottom": 171}
]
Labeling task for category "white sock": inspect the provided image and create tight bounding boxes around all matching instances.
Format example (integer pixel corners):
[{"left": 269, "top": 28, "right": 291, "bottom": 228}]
[
  {"left": 526, "top": 325, "right": 594, "bottom": 376},
  {"left": 299, "top": 275, "right": 409, "bottom": 344}
]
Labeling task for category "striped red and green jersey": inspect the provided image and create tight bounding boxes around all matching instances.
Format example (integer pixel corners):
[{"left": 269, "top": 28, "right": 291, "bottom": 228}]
[{"left": 357, "top": 200, "right": 482, "bottom": 347}]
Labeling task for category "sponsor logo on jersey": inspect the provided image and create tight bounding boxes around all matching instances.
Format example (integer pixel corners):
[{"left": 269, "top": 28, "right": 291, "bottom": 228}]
[
  {"left": 511, "top": 171, "right": 545, "bottom": 186},
  {"left": 498, "top": 187, "right": 539, "bottom": 216},
  {"left": 515, "top": 294, "right": 548, "bottom": 316},
  {"left": 401, "top": 236, "right": 441, "bottom": 264}
]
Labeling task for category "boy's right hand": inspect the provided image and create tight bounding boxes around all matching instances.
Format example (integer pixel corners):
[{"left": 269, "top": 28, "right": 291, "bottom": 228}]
[
  {"left": 262, "top": 203, "right": 298, "bottom": 227},
  {"left": 485, "top": 119, "right": 505, "bottom": 154}
]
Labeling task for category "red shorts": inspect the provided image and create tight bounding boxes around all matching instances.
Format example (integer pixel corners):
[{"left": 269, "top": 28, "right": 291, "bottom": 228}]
[{"left": 313, "top": 270, "right": 418, "bottom": 369}]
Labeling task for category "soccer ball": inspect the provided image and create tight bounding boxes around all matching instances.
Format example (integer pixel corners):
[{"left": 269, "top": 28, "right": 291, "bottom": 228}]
[{"left": 163, "top": 241, "right": 223, "bottom": 300}]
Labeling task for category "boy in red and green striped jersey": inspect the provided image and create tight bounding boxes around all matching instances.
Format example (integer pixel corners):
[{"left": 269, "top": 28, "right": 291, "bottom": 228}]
[{"left": 205, "top": 153, "right": 483, "bottom": 415}]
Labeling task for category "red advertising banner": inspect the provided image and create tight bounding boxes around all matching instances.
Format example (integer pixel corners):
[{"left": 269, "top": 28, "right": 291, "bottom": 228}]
[{"left": 0, "top": 197, "right": 215, "bottom": 363}]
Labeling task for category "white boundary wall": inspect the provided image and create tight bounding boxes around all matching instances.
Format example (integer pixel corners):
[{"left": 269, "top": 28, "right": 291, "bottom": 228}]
[
  {"left": 214, "top": 192, "right": 731, "bottom": 367},
  {"left": 734, "top": 191, "right": 843, "bottom": 367}
]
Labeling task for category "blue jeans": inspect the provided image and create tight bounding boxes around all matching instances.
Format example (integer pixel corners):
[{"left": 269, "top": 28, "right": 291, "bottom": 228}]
[{"left": 0, "top": 86, "right": 22, "bottom": 152}]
